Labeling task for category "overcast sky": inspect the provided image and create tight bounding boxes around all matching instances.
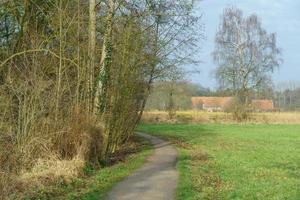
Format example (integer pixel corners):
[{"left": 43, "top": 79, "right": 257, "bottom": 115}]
[{"left": 189, "top": 0, "right": 300, "bottom": 89}]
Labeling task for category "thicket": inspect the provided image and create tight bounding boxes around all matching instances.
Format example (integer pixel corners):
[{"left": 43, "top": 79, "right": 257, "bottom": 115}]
[{"left": 0, "top": 0, "right": 200, "bottom": 198}]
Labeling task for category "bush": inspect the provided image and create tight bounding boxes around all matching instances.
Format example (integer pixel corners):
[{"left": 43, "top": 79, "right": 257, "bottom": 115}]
[
  {"left": 55, "top": 111, "right": 104, "bottom": 165},
  {"left": 0, "top": 109, "right": 104, "bottom": 199},
  {"left": 232, "top": 106, "right": 252, "bottom": 122}
]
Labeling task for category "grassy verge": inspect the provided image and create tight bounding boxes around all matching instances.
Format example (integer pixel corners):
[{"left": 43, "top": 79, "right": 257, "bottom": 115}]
[
  {"left": 137, "top": 124, "right": 300, "bottom": 200},
  {"left": 142, "top": 110, "right": 300, "bottom": 124},
  {"left": 23, "top": 136, "right": 153, "bottom": 200}
]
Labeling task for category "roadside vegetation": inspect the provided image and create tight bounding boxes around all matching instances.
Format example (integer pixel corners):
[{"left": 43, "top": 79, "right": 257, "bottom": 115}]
[
  {"left": 138, "top": 124, "right": 300, "bottom": 200},
  {"left": 6, "top": 136, "right": 153, "bottom": 200},
  {"left": 0, "top": 0, "right": 201, "bottom": 199}
]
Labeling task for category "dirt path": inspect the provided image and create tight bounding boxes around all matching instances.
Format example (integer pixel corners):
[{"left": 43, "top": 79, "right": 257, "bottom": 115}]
[{"left": 105, "top": 132, "right": 178, "bottom": 200}]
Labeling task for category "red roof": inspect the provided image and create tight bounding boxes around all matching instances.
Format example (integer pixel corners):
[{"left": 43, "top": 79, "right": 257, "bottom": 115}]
[
  {"left": 191, "top": 97, "right": 235, "bottom": 109},
  {"left": 251, "top": 100, "right": 274, "bottom": 110}
]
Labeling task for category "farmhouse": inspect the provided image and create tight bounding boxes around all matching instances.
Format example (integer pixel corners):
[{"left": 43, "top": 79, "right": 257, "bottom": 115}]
[
  {"left": 191, "top": 96, "right": 235, "bottom": 112},
  {"left": 251, "top": 99, "right": 274, "bottom": 111}
]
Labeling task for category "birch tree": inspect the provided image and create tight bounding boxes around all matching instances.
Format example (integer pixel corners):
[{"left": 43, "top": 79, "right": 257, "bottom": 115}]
[
  {"left": 213, "top": 7, "right": 282, "bottom": 105},
  {"left": 88, "top": 0, "right": 96, "bottom": 113}
]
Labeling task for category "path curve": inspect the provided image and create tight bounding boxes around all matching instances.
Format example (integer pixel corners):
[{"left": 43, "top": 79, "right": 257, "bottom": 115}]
[{"left": 105, "top": 132, "right": 178, "bottom": 200}]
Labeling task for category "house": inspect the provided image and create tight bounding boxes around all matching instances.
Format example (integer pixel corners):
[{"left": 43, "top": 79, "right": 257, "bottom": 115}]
[
  {"left": 191, "top": 97, "right": 236, "bottom": 112},
  {"left": 192, "top": 97, "right": 275, "bottom": 112},
  {"left": 251, "top": 100, "right": 274, "bottom": 111}
]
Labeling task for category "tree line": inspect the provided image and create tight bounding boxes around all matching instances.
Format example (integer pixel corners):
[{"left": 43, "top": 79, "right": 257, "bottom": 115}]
[
  {"left": 146, "top": 80, "right": 300, "bottom": 112},
  {"left": 147, "top": 7, "right": 284, "bottom": 116},
  {"left": 0, "top": 0, "right": 200, "bottom": 196}
]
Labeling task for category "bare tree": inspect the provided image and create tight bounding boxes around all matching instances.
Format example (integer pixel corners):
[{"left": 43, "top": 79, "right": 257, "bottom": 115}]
[
  {"left": 88, "top": 0, "right": 96, "bottom": 113},
  {"left": 213, "top": 7, "right": 282, "bottom": 105},
  {"left": 0, "top": 0, "right": 202, "bottom": 196},
  {"left": 94, "top": 0, "right": 115, "bottom": 114}
]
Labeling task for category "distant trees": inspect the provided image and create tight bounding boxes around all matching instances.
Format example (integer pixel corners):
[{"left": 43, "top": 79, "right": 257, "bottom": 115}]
[
  {"left": 146, "top": 81, "right": 207, "bottom": 111},
  {"left": 146, "top": 81, "right": 300, "bottom": 112},
  {"left": 213, "top": 7, "right": 282, "bottom": 106},
  {"left": 274, "top": 81, "right": 300, "bottom": 111}
]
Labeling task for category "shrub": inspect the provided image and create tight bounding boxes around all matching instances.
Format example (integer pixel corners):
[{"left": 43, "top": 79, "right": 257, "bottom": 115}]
[
  {"left": 0, "top": 109, "right": 104, "bottom": 199},
  {"left": 232, "top": 106, "right": 252, "bottom": 122},
  {"left": 55, "top": 111, "right": 104, "bottom": 166}
]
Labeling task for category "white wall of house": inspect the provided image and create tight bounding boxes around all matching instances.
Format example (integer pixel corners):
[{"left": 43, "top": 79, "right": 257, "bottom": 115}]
[{"left": 203, "top": 104, "right": 222, "bottom": 112}]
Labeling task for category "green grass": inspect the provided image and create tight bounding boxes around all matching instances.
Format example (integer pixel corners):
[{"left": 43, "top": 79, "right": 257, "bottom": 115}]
[
  {"left": 26, "top": 137, "right": 153, "bottom": 200},
  {"left": 137, "top": 124, "right": 300, "bottom": 200}
]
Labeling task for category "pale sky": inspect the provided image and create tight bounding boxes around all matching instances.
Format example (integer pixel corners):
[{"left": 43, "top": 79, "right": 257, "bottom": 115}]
[{"left": 190, "top": 0, "right": 300, "bottom": 88}]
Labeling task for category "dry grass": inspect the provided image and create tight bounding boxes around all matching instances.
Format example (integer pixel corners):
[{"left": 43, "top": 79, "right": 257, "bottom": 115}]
[
  {"left": 19, "top": 156, "right": 85, "bottom": 181},
  {"left": 0, "top": 172, "right": 15, "bottom": 199},
  {"left": 1, "top": 135, "right": 151, "bottom": 200},
  {"left": 142, "top": 110, "right": 300, "bottom": 124},
  {"left": 1, "top": 156, "right": 86, "bottom": 200},
  {"left": 0, "top": 110, "right": 104, "bottom": 200}
]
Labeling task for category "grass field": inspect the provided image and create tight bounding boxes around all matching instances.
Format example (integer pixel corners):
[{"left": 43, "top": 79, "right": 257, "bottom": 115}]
[
  {"left": 137, "top": 124, "right": 300, "bottom": 200},
  {"left": 142, "top": 110, "right": 300, "bottom": 124}
]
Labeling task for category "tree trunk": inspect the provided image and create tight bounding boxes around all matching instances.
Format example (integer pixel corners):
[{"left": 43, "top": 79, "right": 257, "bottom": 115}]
[
  {"left": 93, "top": 0, "right": 115, "bottom": 159},
  {"left": 88, "top": 0, "right": 96, "bottom": 113},
  {"left": 55, "top": 0, "right": 63, "bottom": 123},
  {"left": 94, "top": 0, "right": 114, "bottom": 114}
]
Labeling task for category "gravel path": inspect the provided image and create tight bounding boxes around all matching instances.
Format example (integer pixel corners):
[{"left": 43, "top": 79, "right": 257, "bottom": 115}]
[{"left": 105, "top": 132, "right": 178, "bottom": 200}]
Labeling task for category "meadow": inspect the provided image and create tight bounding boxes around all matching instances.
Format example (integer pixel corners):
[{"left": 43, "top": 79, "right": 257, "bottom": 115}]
[
  {"left": 142, "top": 110, "right": 300, "bottom": 124},
  {"left": 137, "top": 124, "right": 300, "bottom": 200}
]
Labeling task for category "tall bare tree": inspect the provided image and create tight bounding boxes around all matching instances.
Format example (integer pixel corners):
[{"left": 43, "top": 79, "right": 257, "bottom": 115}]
[
  {"left": 88, "top": 0, "right": 96, "bottom": 113},
  {"left": 213, "top": 7, "right": 282, "bottom": 105}
]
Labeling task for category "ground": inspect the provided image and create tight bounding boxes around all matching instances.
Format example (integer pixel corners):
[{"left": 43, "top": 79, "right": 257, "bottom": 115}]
[
  {"left": 137, "top": 124, "right": 300, "bottom": 200},
  {"left": 23, "top": 136, "right": 153, "bottom": 200},
  {"left": 23, "top": 124, "right": 300, "bottom": 200},
  {"left": 105, "top": 133, "right": 178, "bottom": 200}
]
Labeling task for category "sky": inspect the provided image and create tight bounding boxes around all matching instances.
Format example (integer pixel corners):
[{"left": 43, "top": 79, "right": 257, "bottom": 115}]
[{"left": 189, "top": 0, "right": 300, "bottom": 89}]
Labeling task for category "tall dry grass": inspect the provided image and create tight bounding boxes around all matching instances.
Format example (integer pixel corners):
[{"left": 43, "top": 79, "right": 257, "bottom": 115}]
[
  {"left": 0, "top": 109, "right": 104, "bottom": 200},
  {"left": 142, "top": 110, "right": 300, "bottom": 124}
]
